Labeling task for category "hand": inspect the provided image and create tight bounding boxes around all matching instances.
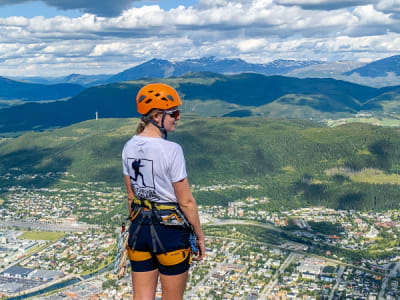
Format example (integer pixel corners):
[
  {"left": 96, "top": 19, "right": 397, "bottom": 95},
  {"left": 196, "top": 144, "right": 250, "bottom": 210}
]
[
  {"left": 193, "top": 236, "right": 205, "bottom": 261},
  {"left": 127, "top": 196, "right": 134, "bottom": 215}
]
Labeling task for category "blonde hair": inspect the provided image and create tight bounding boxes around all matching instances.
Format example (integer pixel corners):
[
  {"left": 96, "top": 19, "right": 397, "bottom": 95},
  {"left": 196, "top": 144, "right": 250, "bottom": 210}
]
[{"left": 136, "top": 109, "right": 163, "bottom": 134}]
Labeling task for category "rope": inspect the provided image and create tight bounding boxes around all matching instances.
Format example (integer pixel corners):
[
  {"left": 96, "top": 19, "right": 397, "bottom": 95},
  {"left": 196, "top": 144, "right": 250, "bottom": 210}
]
[{"left": 113, "top": 229, "right": 129, "bottom": 278}]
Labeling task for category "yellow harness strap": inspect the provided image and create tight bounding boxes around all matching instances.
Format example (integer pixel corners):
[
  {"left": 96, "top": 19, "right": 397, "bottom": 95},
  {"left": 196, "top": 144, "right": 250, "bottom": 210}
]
[
  {"left": 161, "top": 213, "right": 182, "bottom": 223},
  {"left": 154, "top": 203, "right": 178, "bottom": 210},
  {"left": 132, "top": 197, "right": 152, "bottom": 210},
  {"left": 128, "top": 247, "right": 192, "bottom": 266},
  {"left": 128, "top": 248, "right": 152, "bottom": 262},
  {"left": 156, "top": 247, "right": 192, "bottom": 266},
  {"left": 132, "top": 197, "right": 178, "bottom": 211},
  {"left": 129, "top": 207, "right": 142, "bottom": 221}
]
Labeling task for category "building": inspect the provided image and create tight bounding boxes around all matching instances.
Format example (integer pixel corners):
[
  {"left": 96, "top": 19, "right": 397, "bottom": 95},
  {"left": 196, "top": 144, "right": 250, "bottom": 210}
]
[
  {"left": 28, "top": 269, "right": 65, "bottom": 281},
  {"left": 1, "top": 266, "right": 33, "bottom": 278}
]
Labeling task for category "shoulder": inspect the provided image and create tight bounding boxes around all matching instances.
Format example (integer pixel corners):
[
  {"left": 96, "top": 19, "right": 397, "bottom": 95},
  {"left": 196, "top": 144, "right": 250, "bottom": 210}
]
[
  {"left": 124, "top": 135, "right": 136, "bottom": 144},
  {"left": 123, "top": 135, "right": 136, "bottom": 146},
  {"left": 160, "top": 139, "right": 184, "bottom": 154},
  {"left": 122, "top": 135, "right": 136, "bottom": 152},
  {"left": 161, "top": 139, "right": 181, "bottom": 148}
]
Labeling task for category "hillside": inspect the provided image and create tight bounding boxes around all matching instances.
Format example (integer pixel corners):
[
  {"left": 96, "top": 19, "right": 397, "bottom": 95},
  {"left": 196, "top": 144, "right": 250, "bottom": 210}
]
[
  {"left": 13, "top": 74, "right": 111, "bottom": 86},
  {"left": 0, "top": 72, "right": 395, "bottom": 134},
  {"left": 1, "top": 117, "right": 400, "bottom": 212},
  {"left": 345, "top": 55, "right": 400, "bottom": 77},
  {"left": 0, "top": 76, "right": 84, "bottom": 102}
]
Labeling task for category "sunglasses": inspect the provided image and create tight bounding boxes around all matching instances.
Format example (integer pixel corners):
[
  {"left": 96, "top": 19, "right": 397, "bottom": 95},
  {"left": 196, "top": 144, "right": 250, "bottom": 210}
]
[{"left": 165, "top": 109, "right": 180, "bottom": 119}]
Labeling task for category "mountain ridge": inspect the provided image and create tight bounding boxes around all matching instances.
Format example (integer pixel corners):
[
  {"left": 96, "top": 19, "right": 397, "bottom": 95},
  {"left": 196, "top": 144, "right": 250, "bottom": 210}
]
[
  {"left": 344, "top": 55, "right": 400, "bottom": 77},
  {"left": 2, "top": 72, "right": 400, "bottom": 134},
  {"left": 7, "top": 55, "right": 400, "bottom": 88},
  {"left": 1, "top": 72, "right": 397, "bottom": 133},
  {"left": 0, "top": 76, "right": 85, "bottom": 102},
  {"left": 105, "top": 57, "right": 323, "bottom": 83}
]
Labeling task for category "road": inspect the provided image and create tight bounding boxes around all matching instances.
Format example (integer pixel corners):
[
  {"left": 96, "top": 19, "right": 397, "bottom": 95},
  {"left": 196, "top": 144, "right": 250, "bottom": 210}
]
[
  {"left": 259, "top": 252, "right": 297, "bottom": 299},
  {"left": 211, "top": 219, "right": 280, "bottom": 232},
  {"left": 328, "top": 265, "right": 345, "bottom": 300},
  {"left": 379, "top": 261, "right": 400, "bottom": 299}
]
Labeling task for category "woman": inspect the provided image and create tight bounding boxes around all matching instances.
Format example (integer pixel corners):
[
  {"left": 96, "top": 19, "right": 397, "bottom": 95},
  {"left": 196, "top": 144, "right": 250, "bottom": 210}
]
[{"left": 122, "top": 83, "right": 205, "bottom": 300}]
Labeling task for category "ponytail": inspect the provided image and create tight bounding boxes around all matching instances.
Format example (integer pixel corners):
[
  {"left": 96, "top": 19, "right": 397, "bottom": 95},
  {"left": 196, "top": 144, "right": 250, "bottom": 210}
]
[
  {"left": 135, "top": 109, "right": 163, "bottom": 134},
  {"left": 136, "top": 117, "right": 147, "bottom": 134}
]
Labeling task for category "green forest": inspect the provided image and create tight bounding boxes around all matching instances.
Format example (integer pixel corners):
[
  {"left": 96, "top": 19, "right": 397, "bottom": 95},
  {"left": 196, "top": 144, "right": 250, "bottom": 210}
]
[{"left": 1, "top": 117, "right": 400, "bottom": 211}]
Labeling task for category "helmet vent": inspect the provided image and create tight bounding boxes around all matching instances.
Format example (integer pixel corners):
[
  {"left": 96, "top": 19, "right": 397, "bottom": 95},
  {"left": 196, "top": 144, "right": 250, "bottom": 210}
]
[
  {"left": 155, "top": 93, "right": 160, "bottom": 97},
  {"left": 138, "top": 95, "right": 146, "bottom": 103},
  {"left": 148, "top": 90, "right": 154, "bottom": 93},
  {"left": 161, "top": 97, "right": 168, "bottom": 101},
  {"left": 145, "top": 99, "right": 152, "bottom": 104},
  {"left": 167, "top": 95, "right": 174, "bottom": 101}
]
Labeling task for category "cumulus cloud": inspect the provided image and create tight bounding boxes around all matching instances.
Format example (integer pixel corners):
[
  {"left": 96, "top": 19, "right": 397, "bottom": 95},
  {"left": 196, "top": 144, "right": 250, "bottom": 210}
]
[
  {"left": 376, "top": 0, "right": 400, "bottom": 12},
  {"left": 0, "top": 0, "right": 140, "bottom": 17},
  {"left": 0, "top": 0, "right": 400, "bottom": 76},
  {"left": 375, "top": 0, "right": 400, "bottom": 19},
  {"left": 275, "top": 0, "right": 377, "bottom": 10}
]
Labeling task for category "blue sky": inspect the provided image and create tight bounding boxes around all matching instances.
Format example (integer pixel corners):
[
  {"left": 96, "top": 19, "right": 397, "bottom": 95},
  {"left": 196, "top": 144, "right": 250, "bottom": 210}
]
[
  {"left": 0, "top": 1, "right": 82, "bottom": 18},
  {"left": 0, "top": 0, "right": 399, "bottom": 76},
  {"left": 0, "top": 0, "right": 198, "bottom": 18}
]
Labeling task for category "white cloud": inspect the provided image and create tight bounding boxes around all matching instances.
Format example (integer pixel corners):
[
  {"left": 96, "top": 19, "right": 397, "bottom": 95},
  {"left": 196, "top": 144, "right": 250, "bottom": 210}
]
[
  {"left": 353, "top": 4, "right": 392, "bottom": 24},
  {"left": 90, "top": 42, "right": 131, "bottom": 57},
  {"left": 275, "top": 0, "right": 377, "bottom": 10},
  {"left": 0, "top": 0, "right": 400, "bottom": 76},
  {"left": 376, "top": 0, "right": 400, "bottom": 12},
  {"left": 238, "top": 39, "right": 268, "bottom": 52},
  {"left": 43, "top": 43, "right": 93, "bottom": 55}
]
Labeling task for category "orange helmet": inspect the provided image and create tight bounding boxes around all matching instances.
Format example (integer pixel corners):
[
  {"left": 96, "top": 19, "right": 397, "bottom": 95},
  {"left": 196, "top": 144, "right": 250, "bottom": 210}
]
[{"left": 136, "top": 83, "right": 181, "bottom": 115}]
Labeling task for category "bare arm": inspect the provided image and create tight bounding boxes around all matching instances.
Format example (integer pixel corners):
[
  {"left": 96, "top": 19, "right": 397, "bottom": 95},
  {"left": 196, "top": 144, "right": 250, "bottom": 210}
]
[
  {"left": 124, "top": 175, "right": 135, "bottom": 214},
  {"left": 173, "top": 177, "right": 205, "bottom": 260}
]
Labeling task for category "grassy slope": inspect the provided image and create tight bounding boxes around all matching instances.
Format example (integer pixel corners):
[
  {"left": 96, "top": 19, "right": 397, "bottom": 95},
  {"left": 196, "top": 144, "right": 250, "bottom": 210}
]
[{"left": 1, "top": 117, "right": 400, "bottom": 211}]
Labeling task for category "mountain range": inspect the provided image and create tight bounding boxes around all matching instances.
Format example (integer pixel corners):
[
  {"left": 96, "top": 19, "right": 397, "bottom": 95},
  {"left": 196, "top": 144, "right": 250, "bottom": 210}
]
[
  {"left": 104, "top": 57, "right": 322, "bottom": 84},
  {"left": 13, "top": 57, "right": 323, "bottom": 87},
  {"left": 10, "top": 55, "right": 400, "bottom": 88},
  {"left": 1, "top": 72, "right": 400, "bottom": 134}
]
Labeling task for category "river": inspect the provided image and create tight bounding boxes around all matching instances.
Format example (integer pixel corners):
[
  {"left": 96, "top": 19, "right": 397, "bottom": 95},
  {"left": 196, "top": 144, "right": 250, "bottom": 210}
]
[{"left": 7, "top": 263, "right": 114, "bottom": 300}]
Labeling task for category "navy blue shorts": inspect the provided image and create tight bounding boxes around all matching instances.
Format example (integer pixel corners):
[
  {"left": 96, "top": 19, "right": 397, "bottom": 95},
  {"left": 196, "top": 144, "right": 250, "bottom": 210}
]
[{"left": 128, "top": 215, "right": 191, "bottom": 275}]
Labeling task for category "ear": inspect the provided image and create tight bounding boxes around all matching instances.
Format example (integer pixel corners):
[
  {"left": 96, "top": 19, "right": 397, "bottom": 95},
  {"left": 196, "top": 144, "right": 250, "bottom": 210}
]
[{"left": 152, "top": 111, "right": 163, "bottom": 124}]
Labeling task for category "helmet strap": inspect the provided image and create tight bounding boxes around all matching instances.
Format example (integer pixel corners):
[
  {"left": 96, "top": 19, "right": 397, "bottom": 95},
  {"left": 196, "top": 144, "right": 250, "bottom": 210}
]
[{"left": 147, "top": 111, "right": 168, "bottom": 140}]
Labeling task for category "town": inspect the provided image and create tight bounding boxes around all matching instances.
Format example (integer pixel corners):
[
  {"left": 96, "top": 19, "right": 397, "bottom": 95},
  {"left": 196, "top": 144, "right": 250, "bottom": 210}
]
[{"left": 0, "top": 178, "right": 399, "bottom": 299}]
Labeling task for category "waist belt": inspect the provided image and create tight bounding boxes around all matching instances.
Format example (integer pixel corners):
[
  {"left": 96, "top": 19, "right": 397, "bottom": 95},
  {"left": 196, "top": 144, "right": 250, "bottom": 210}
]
[{"left": 130, "top": 197, "right": 190, "bottom": 228}]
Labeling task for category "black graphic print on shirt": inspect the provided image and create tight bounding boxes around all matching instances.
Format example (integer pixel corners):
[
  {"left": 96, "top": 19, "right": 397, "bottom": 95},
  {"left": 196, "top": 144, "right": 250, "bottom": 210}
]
[{"left": 127, "top": 157, "right": 157, "bottom": 201}]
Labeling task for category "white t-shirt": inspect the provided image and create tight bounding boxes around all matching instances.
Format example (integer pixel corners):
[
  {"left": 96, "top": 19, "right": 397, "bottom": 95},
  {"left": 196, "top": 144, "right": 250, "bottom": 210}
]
[{"left": 122, "top": 135, "right": 187, "bottom": 203}]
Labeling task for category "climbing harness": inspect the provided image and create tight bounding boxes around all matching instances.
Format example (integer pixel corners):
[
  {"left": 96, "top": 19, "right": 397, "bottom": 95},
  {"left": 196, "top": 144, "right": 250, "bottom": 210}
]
[
  {"left": 115, "top": 197, "right": 198, "bottom": 274},
  {"left": 128, "top": 197, "right": 196, "bottom": 263}
]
